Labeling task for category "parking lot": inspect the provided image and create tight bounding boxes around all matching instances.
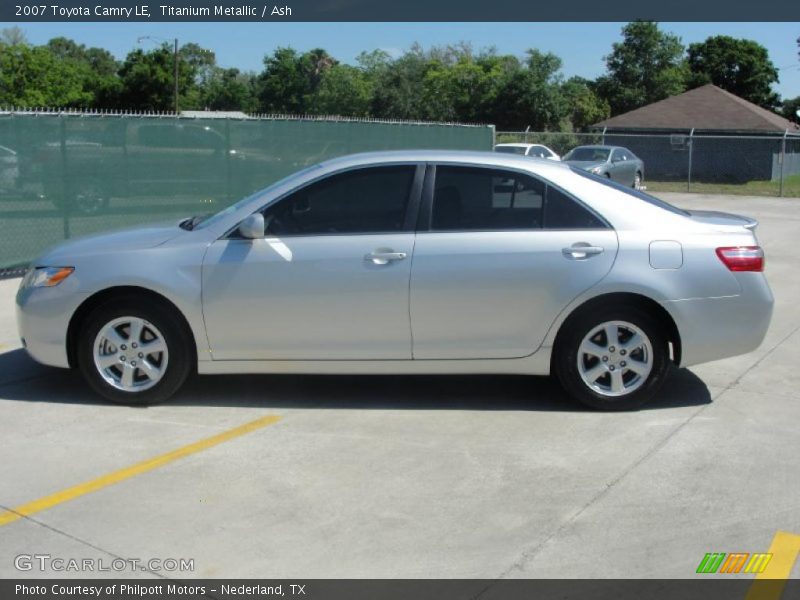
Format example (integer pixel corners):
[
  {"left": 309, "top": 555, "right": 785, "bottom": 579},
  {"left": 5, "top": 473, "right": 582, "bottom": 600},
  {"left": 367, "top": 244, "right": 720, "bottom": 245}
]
[{"left": 0, "top": 191, "right": 798, "bottom": 580}]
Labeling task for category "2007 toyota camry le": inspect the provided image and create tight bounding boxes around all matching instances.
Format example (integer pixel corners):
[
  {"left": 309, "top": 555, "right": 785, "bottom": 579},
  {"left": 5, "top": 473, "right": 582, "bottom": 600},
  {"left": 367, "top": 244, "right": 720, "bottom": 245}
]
[{"left": 16, "top": 150, "right": 774, "bottom": 410}]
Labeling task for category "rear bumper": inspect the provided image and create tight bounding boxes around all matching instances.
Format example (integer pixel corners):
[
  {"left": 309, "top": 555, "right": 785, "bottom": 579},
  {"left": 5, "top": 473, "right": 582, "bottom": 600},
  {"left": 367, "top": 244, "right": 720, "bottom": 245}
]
[{"left": 664, "top": 273, "right": 774, "bottom": 368}]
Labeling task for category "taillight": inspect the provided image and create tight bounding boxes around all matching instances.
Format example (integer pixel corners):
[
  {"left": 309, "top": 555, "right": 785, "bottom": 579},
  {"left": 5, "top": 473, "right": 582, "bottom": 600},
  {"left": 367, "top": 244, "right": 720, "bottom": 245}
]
[{"left": 715, "top": 246, "right": 764, "bottom": 272}]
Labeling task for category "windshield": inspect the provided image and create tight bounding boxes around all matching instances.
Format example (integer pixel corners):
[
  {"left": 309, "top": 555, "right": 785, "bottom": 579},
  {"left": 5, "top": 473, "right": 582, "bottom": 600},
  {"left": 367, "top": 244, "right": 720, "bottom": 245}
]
[
  {"left": 569, "top": 167, "right": 690, "bottom": 216},
  {"left": 192, "top": 163, "right": 323, "bottom": 230},
  {"left": 495, "top": 145, "right": 527, "bottom": 155},
  {"left": 564, "top": 147, "right": 609, "bottom": 162}
]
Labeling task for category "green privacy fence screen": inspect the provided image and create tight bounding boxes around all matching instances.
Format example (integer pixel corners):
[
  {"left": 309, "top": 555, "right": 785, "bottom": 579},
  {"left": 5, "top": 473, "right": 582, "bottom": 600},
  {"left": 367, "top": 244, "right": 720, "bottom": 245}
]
[{"left": 0, "top": 110, "right": 493, "bottom": 270}]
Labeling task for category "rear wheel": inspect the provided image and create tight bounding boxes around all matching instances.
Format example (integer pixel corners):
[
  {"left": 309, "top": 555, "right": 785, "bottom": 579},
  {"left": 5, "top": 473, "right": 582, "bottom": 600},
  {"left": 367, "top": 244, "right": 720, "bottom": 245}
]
[
  {"left": 633, "top": 171, "right": 642, "bottom": 190},
  {"left": 554, "top": 305, "right": 670, "bottom": 410},
  {"left": 77, "top": 300, "right": 192, "bottom": 405}
]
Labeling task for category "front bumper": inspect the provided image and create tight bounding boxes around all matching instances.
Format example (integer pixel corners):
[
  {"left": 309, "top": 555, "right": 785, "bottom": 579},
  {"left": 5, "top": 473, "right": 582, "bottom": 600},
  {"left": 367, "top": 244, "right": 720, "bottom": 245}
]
[
  {"left": 16, "top": 281, "right": 86, "bottom": 369},
  {"left": 665, "top": 272, "right": 774, "bottom": 368}
]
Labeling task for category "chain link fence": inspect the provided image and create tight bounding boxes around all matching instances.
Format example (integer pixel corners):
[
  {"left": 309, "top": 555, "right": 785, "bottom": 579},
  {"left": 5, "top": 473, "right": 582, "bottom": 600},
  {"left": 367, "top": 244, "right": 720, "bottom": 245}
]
[
  {"left": 0, "top": 109, "right": 493, "bottom": 272},
  {"left": 496, "top": 130, "right": 800, "bottom": 198}
]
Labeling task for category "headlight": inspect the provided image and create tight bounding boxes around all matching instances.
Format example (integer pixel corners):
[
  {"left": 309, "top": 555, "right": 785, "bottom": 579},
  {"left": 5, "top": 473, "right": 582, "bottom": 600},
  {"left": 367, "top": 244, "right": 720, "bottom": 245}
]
[
  {"left": 21, "top": 266, "right": 75, "bottom": 289},
  {"left": 589, "top": 166, "right": 603, "bottom": 174}
]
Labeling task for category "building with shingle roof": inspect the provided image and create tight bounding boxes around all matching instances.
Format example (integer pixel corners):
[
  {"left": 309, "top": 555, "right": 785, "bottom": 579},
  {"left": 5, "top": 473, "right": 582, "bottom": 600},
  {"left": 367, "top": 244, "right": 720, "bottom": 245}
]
[{"left": 590, "top": 84, "right": 800, "bottom": 183}]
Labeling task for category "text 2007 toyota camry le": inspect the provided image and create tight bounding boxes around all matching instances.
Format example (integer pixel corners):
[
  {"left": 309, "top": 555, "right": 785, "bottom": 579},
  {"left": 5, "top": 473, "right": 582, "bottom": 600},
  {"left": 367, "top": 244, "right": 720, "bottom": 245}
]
[{"left": 16, "top": 151, "right": 773, "bottom": 410}]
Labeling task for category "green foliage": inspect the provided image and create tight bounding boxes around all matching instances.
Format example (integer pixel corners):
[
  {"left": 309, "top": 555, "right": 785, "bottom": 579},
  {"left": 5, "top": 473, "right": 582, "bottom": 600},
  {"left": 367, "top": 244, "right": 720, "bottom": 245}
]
[
  {"left": 687, "top": 36, "right": 780, "bottom": 109},
  {"left": 596, "top": 21, "right": 688, "bottom": 116},
  {"left": 312, "top": 64, "right": 373, "bottom": 117},
  {"left": 199, "top": 68, "right": 259, "bottom": 112},
  {"left": 257, "top": 47, "right": 336, "bottom": 114},
  {"left": 0, "top": 24, "right": 788, "bottom": 131},
  {"left": 117, "top": 42, "right": 214, "bottom": 111},
  {"left": 0, "top": 43, "right": 92, "bottom": 107},
  {"left": 782, "top": 96, "right": 800, "bottom": 123},
  {"left": 560, "top": 77, "right": 610, "bottom": 131},
  {"left": 45, "top": 37, "right": 120, "bottom": 107}
]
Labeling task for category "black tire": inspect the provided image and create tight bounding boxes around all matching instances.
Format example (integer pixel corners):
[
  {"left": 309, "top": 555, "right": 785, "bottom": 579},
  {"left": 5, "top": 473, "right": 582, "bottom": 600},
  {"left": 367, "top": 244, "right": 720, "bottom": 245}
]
[
  {"left": 633, "top": 171, "right": 642, "bottom": 190},
  {"left": 554, "top": 304, "right": 670, "bottom": 410},
  {"left": 77, "top": 298, "right": 193, "bottom": 405}
]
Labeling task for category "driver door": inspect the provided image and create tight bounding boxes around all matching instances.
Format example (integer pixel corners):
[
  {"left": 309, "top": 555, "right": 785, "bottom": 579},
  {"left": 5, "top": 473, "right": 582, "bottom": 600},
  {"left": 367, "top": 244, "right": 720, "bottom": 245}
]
[{"left": 202, "top": 164, "right": 423, "bottom": 360}]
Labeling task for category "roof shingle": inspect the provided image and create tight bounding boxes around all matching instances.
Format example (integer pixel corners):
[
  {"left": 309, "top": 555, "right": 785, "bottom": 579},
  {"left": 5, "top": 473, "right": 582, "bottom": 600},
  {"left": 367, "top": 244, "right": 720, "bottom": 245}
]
[{"left": 592, "top": 84, "right": 799, "bottom": 133}]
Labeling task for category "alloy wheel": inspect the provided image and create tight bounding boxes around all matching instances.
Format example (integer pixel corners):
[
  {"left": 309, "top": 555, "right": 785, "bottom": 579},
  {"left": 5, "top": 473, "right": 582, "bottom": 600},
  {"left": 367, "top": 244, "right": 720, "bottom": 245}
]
[
  {"left": 93, "top": 316, "right": 169, "bottom": 392},
  {"left": 577, "top": 320, "right": 653, "bottom": 397}
]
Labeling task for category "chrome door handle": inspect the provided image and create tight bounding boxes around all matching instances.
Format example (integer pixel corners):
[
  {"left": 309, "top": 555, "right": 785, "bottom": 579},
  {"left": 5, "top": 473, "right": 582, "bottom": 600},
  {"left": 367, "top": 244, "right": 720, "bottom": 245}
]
[
  {"left": 562, "top": 244, "right": 604, "bottom": 260},
  {"left": 365, "top": 251, "right": 407, "bottom": 265}
]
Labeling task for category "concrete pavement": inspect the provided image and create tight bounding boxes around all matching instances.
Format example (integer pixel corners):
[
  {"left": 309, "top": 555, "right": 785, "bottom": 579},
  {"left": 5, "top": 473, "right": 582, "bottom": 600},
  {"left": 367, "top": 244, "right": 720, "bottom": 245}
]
[{"left": 0, "top": 192, "right": 797, "bottom": 580}]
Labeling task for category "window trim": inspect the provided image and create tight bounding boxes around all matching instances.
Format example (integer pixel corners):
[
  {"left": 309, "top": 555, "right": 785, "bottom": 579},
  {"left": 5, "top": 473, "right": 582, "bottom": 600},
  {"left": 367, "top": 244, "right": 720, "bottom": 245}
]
[
  {"left": 224, "top": 162, "right": 425, "bottom": 240},
  {"left": 418, "top": 162, "right": 611, "bottom": 234}
]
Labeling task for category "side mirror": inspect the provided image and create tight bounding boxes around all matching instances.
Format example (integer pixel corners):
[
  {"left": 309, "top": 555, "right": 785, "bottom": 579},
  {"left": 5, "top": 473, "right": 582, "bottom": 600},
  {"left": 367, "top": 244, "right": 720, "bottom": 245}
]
[{"left": 237, "top": 213, "right": 264, "bottom": 239}]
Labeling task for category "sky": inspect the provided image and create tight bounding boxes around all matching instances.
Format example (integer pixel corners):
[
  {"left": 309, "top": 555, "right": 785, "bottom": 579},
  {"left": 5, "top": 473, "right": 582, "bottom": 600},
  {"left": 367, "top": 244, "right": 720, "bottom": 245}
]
[{"left": 5, "top": 21, "right": 800, "bottom": 99}]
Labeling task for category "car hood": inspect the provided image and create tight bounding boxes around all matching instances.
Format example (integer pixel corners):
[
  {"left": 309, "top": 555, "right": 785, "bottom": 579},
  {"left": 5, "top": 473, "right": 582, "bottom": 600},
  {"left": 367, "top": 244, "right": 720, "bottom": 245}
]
[
  {"left": 35, "top": 220, "right": 186, "bottom": 264},
  {"left": 564, "top": 161, "right": 605, "bottom": 170}
]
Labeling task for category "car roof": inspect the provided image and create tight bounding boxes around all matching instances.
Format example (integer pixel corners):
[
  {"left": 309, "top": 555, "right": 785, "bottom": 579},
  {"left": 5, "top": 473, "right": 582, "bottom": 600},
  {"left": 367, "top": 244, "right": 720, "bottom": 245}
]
[
  {"left": 317, "top": 149, "right": 569, "bottom": 175},
  {"left": 494, "top": 143, "right": 545, "bottom": 148},
  {"left": 570, "top": 145, "right": 625, "bottom": 151}
]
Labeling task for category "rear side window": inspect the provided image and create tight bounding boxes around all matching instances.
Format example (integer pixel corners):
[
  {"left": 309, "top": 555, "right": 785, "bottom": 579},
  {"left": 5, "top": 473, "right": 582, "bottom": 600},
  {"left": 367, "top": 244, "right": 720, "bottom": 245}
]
[
  {"left": 544, "top": 186, "right": 607, "bottom": 229},
  {"left": 265, "top": 166, "right": 415, "bottom": 235},
  {"left": 431, "top": 166, "right": 543, "bottom": 231},
  {"left": 569, "top": 166, "right": 689, "bottom": 216}
]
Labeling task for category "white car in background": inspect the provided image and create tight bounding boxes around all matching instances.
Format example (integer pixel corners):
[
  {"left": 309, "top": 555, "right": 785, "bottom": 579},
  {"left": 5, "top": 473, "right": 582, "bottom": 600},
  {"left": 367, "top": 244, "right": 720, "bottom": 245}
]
[{"left": 495, "top": 143, "right": 561, "bottom": 161}]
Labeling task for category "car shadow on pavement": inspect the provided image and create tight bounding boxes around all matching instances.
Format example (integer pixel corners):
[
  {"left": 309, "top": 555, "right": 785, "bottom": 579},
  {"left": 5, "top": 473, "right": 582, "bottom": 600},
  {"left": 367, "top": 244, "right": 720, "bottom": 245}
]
[{"left": 0, "top": 348, "right": 712, "bottom": 412}]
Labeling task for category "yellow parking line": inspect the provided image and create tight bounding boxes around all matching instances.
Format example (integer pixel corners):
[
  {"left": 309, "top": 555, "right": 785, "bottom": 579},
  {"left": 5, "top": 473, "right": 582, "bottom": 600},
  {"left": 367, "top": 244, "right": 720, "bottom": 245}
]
[
  {"left": 744, "top": 530, "right": 800, "bottom": 600},
  {"left": 0, "top": 414, "right": 282, "bottom": 527}
]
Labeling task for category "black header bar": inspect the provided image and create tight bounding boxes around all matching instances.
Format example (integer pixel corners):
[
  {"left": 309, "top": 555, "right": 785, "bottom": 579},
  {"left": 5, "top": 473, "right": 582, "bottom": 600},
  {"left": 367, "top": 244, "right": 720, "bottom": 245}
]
[{"left": 2, "top": 0, "right": 800, "bottom": 22}]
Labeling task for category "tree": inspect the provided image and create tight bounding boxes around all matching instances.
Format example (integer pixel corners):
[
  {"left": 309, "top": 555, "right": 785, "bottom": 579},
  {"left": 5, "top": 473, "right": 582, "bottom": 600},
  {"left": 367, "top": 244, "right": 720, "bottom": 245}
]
[
  {"left": 561, "top": 77, "right": 610, "bottom": 130},
  {"left": 487, "top": 50, "right": 567, "bottom": 130},
  {"left": 118, "top": 46, "right": 184, "bottom": 111},
  {"left": 782, "top": 96, "right": 800, "bottom": 124},
  {"left": 367, "top": 45, "right": 428, "bottom": 119},
  {"left": 596, "top": 21, "right": 687, "bottom": 116},
  {"left": 117, "top": 42, "right": 214, "bottom": 111},
  {"left": 419, "top": 45, "right": 501, "bottom": 122},
  {"left": 0, "top": 43, "right": 91, "bottom": 107},
  {"left": 257, "top": 47, "right": 336, "bottom": 113},
  {"left": 687, "top": 36, "right": 779, "bottom": 109},
  {"left": 311, "top": 64, "right": 373, "bottom": 116},
  {"left": 46, "top": 37, "right": 120, "bottom": 107},
  {"left": 200, "top": 68, "right": 258, "bottom": 112},
  {"left": 0, "top": 27, "right": 27, "bottom": 46}
]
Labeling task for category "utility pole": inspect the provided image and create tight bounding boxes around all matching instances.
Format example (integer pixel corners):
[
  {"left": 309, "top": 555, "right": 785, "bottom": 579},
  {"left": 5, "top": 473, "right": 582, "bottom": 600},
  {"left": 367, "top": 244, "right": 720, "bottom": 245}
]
[
  {"left": 137, "top": 35, "right": 179, "bottom": 115},
  {"left": 173, "top": 38, "right": 179, "bottom": 114}
]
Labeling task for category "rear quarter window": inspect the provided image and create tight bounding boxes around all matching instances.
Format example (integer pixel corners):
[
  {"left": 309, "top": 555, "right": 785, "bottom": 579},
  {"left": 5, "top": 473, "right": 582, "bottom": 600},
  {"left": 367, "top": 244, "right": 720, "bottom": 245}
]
[{"left": 569, "top": 167, "right": 689, "bottom": 217}]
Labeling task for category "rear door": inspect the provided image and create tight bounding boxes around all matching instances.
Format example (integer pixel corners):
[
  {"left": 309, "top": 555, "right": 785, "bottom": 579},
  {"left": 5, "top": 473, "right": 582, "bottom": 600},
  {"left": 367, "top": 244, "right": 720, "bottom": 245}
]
[{"left": 409, "top": 164, "right": 618, "bottom": 359}]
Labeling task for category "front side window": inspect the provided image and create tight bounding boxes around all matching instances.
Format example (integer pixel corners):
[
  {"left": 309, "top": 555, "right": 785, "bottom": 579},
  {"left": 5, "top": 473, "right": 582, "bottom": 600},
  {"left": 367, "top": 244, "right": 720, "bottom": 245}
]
[
  {"left": 431, "top": 166, "right": 544, "bottom": 231},
  {"left": 264, "top": 166, "right": 415, "bottom": 235}
]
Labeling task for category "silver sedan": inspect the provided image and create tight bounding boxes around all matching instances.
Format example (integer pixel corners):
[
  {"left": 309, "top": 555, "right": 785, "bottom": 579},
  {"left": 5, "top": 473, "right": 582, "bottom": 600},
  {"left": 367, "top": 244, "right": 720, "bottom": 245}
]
[
  {"left": 563, "top": 145, "right": 645, "bottom": 189},
  {"left": 16, "top": 151, "right": 773, "bottom": 410}
]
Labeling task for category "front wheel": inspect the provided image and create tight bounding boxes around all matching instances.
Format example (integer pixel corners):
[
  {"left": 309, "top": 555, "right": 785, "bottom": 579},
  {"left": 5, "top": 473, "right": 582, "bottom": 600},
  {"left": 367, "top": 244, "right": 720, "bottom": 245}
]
[
  {"left": 633, "top": 171, "right": 642, "bottom": 190},
  {"left": 77, "top": 300, "right": 192, "bottom": 405},
  {"left": 554, "top": 306, "right": 670, "bottom": 410}
]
